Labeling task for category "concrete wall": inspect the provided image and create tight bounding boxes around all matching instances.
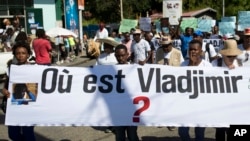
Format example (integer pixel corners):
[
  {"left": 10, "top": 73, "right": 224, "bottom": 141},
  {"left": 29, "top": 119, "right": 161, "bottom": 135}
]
[{"left": 34, "top": 0, "right": 57, "bottom": 31}]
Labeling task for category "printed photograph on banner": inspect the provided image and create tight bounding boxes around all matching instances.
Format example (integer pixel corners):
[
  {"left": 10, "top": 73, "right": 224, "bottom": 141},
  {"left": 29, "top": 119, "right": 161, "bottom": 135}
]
[{"left": 11, "top": 83, "right": 38, "bottom": 105}]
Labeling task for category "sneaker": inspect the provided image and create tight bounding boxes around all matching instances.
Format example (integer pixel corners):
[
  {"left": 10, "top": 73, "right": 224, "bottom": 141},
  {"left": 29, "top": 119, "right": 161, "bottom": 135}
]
[{"left": 104, "top": 128, "right": 112, "bottom": 133}]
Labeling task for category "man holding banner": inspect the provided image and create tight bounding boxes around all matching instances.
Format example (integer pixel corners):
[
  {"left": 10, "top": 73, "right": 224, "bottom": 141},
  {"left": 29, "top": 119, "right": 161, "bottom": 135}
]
[
  {"left": 179, "top": 39, "right": 212, "bottom": 141},
  {"left": 193, "top": 30, "right": 218, "bottom": 62},
  {"left": 113, "top": 44, "right": 139, "bottom": 141}
]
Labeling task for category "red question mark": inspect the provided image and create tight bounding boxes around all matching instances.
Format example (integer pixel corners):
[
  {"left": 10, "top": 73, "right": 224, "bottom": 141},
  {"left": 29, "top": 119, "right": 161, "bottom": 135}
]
[{"left": 133, "top": 96, "right": 150, "bottom": 123}]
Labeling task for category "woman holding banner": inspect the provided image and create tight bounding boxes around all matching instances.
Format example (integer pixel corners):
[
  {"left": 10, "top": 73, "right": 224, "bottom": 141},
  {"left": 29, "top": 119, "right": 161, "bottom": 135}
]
[{"left": 1, "top": 42, "right": 36, "bottom": 141}]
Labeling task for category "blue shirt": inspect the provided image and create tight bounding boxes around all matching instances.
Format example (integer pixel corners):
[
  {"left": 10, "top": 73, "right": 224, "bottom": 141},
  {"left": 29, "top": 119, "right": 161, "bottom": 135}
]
[{"left": 180, "top": 34, "right": 193, "bottom": 58}]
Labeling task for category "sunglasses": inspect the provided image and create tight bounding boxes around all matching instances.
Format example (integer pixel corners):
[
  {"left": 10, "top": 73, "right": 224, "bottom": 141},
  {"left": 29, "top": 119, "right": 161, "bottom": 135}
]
[{"left": 226, "top": 56, "right": 237, "bottom": 58}]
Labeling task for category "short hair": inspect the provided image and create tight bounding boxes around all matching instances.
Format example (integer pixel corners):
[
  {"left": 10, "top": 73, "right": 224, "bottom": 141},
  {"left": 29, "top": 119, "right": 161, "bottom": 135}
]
[
  {"left": 185, "top": 27, "right": 194, "bottom": 33},
  {"left": 115, "top": 44, "right": 127, "bottom": 52},
  {"left": 15, "top": 31, "right": 28, "bottom": 42},
  {"left": 36, "top": 29, "right": 46, "bottom": 38},
  {"left": 12, "top": 41, "right": 32, "bottom": 56},
  {"left": 189, "top": 39, "right": 202, "bottom": 48},
  {"left": 13, "top": 83, "right": 28, "bottom": 99},
  {"left": 6, "top": 28, "right": 13, "bottom": 34}
]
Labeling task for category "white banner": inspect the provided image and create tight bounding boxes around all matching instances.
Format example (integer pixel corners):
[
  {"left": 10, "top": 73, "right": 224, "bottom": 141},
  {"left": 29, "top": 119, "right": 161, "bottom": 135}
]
[
  {"left": 163, "top": 0, "right": 182, "bottom": 25},
  {"left": 6, "top": 65, "right": 250, "bottom": 127}
]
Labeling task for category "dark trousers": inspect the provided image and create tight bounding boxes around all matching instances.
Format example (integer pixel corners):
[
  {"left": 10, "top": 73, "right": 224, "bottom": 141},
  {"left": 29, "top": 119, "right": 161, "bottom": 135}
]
[
  {"left": 178, "top": 127, "right": 205, "bottom": 141},
  {"left": 216, "top": 128, "right": 229, "bottom": 141},
  {"left": 8, "top": 126, "right": 35, "bottom": 141},
  {"left": 114, "top": 126, "right": 139, "bottom": 141}
]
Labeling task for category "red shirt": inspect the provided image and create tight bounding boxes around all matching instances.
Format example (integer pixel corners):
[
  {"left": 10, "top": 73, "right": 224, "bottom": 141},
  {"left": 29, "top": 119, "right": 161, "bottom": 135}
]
[{"left": 33, "top": 38, "right": 52, "bottom": 64}]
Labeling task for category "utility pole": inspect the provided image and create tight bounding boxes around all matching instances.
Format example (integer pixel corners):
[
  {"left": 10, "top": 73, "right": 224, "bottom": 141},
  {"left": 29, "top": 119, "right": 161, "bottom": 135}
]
[{"left": 120, "top": 0, "right": 123, "bottom": 20}]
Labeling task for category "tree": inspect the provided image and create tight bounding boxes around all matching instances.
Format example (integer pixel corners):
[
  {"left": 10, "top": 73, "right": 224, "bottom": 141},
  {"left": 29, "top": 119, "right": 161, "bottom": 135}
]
[{"left": 83, "top": 0, "right": 250, "bottom": 23}]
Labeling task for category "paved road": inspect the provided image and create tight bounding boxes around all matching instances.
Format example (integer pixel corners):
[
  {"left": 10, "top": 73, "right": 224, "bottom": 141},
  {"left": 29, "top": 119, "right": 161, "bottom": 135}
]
[
  {"left": 0, "top": 58, "right": 217, "bottom": 141},
  {"left": 0, "top": 112, "right": 216, "bottom": 141}
]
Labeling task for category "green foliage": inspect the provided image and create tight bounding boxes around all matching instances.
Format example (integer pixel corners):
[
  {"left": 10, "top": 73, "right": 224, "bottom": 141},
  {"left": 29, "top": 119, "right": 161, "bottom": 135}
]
[
  {"left": 83, "top": 0, "right": 250, "bottom": 23},
  {"left": 82, "top": 18, "right": 98, "bottom": 26}
]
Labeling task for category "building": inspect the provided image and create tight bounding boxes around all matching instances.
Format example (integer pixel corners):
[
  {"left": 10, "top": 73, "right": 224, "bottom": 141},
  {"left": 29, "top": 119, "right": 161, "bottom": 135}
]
[
  {"left": 0, "top": 0, "right": 62, "bottom": 34},
  {"left": 182, "top": 7, "right": 217, "bottom": 19},
  {"left": 149, "top": 7, "right": 217, "bottom": 21}
]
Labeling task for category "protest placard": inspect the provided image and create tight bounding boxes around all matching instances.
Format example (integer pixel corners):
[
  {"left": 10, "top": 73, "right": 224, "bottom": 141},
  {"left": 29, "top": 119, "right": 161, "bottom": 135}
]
[
  {"left": 5, "top": 65, "right": 250, "bottom": 127},
  {"left": 154, "top": 20, "right": 161, "bottom": 33},
  {"left": 163, "top": 0, "right": 182, "bottom": 25},
  {"left": 238, "top": 11, "right": 250, "bottom": 31},
  {"left": 139, "top": 17, "right": 151, "bottom": 32},
  {"left": 180, "top": 18, "right": 197, "bottom": 32},
  {"left": 119, "top": 19, "right": 138, "bottom": 33},
  {"left": 197, "top": 19, "right": 212, "bottom": 32},
  {"left": 221, "top": 16, "right": 236, "bottom": 22},
  {"left": 219, "top": 22, "right": 235, "bottom": 35}
]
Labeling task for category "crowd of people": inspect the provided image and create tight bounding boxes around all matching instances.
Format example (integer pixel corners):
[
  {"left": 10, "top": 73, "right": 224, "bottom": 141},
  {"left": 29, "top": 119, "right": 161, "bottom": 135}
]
[
  {"left": 1, "top": 16, "right": 250, "bottom": 141},
  {"left": 0, "top": 18, "right": 83, "bottom": 65},
  {"left": 86, "top": 21, "right": 250, "bottom": 141}
]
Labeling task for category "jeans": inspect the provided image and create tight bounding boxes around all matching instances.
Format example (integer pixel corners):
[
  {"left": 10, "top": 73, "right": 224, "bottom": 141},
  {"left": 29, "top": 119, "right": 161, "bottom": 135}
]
[
  {"left": 114, "top": 126, "right": 139, "bottom": 141},
  {"left": 8, "top": 126, "right": 36, "bottom": 141},
  {"left": 178, "top": 127, "right": 205, "bottom": 141}
]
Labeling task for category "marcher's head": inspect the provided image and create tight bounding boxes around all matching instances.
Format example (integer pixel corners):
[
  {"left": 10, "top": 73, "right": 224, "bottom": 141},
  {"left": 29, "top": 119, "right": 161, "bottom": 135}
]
[
  {"left": 36, "top": 29, "right": 46, "bottom": 38},
  {"left": 111, "top": 31, "right": 117, "bottom": 38},
  {"left": 97, "top": 37, "right": 119, "bottom": 54},
  {"left": 212, "top": 25, "right": 219, "bottom": 34},
  {"left": 185, "top": 27, "right": 193, "bottom": 36},
  {"left": 193, "top": 30, "right": 203, "bottom": 42},
  {"left": 99, "top": 22, "right": 105, "bottom": 30},
  {"left": 220, "top": 39, "right": 242, "bottom": 66},
  {"left": 160, "top": 35, "right": 173, "bottom": 53},
  {"left": 3, "top": 18, "right": 11, "bottom": 26},
  {"left": 6, "top": 28, "right": 14, "bottom": 36},
  {"left": 103, "top": 43, "right": 114, "bottom": 53},
  {"left": 115, "top": 44, "right": 129, "bottom": 64},
  {"left": 123, "top": 32, "right": 130, "bottom": 41},
  {"left": 13, "top": 83, "right": 28, "bottom": 99},
  {"left": 243, "top": 28, "right": 250, "bottom": 49},
  {"left": 12, "top": 41, "right": 32, "bottom": 65},
  {"left": 15, "top": 31, "right": 28, "bottom": 42},
  {"left": 144, "top": 32, "right": 153, "bottom": 41},
  {"left": 133, "top": 29, "right": 142, "bottom": 42},
  {"left": 188, "top": 40, "right": 203, "bottom": 63}
]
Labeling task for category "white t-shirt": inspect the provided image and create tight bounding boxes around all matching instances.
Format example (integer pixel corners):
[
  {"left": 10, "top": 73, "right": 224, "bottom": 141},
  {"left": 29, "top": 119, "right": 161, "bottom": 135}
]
[
  {"left": 181, "top": 59, "right": 212, "bottom": 67},
  {"left": 94, "top": 28, "right": 109, "bottom": 51},
  {"left": 131, "top": 39, "right": 151, "bottom": 64},
  {"left": 96, "top": 52, "right": 118, "bottom": 65},
  {"left": 94, "top": 28, "right": 109, "bottom": 41}
]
